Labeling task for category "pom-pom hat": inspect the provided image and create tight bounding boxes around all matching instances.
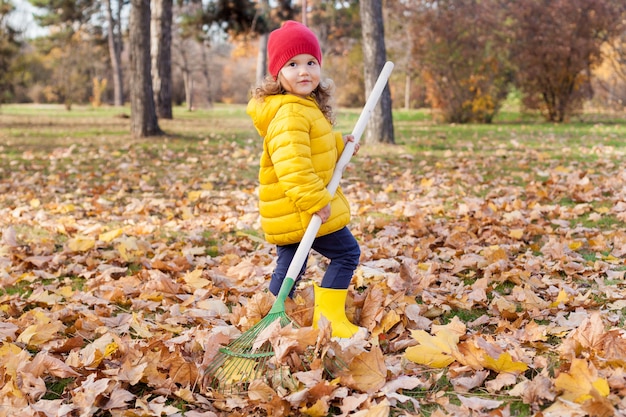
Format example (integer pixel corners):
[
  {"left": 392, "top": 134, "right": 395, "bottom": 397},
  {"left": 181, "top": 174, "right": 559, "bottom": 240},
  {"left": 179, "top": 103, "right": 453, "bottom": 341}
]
[{"left": 268, "top": 21, "right": 322, "bottom": 79}]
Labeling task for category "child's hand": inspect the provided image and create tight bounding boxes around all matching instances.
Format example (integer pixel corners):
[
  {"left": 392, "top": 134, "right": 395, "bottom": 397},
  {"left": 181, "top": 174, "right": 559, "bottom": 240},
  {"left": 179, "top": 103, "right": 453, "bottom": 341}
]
[
  {"left": 315, "top": 204, "right": 331, "bottom": 223},
  {"left": 344, "top": 135, "right": 360, "bottom": 155}
]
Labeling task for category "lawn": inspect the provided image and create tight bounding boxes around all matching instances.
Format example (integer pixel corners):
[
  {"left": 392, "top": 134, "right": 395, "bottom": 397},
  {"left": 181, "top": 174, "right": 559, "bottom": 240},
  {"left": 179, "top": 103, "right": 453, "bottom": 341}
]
[{"left": 1, "top": 103, "right": 625, "bottom": 416}]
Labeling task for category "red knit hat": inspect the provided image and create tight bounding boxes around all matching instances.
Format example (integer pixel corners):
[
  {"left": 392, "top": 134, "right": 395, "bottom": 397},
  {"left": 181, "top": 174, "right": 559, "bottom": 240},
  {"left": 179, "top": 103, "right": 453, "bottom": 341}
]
[{"left": 268, "top": 21, "right": 322, "bottom": 79}]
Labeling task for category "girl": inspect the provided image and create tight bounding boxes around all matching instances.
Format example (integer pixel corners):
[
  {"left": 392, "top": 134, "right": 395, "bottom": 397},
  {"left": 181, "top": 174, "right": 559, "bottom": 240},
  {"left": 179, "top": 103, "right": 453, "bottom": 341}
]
[{"left": 246, "top": 20, "right": 361, "bottom": 338}]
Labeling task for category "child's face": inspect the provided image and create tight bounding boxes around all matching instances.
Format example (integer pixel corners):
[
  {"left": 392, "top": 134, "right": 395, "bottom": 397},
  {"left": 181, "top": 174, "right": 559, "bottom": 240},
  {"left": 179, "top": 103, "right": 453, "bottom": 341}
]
[{"left": 277, "top": 54, "right": 321, "bottom": 98}]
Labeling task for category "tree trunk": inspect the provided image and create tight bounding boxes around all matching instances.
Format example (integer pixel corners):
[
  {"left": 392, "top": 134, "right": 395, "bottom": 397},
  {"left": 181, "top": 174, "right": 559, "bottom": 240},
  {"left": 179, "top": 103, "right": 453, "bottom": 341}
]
[
  {"left": 177, "top": 41, "right": 194, "bottom": 111},
  {"left": 104, "top": 0, "right": 124, "bottom": 106},
  {"left": 404, "top": 73, "right": 410, "bottom": 110},
  {"left": 129, "top": 0, "right": 161, "bottom": 137},
  {"left": 151, "top": 0, "right": 173, "bottom": 119},
  {"left": 256, "top": 33, "right": 268, "bottom": 85},
  {"left": 359, "top": 0, "right": 394, "bottom": 144},
  {"left": 200, "top": 40, "right": 213, "bottom": 107}
]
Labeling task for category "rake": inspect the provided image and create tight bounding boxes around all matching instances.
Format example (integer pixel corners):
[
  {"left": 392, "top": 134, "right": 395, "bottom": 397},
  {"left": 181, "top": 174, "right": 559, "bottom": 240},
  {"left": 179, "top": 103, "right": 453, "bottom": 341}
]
[{"left": 204, "top": 61, "right": 395, "bottom": 394}]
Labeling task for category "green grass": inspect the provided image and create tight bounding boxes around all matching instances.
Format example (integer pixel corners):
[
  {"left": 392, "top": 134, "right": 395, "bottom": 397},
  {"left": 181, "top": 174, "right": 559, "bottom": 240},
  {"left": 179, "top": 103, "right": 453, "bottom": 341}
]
[{"left": 42, "top": 377, "right": 75, "bottom": 400}]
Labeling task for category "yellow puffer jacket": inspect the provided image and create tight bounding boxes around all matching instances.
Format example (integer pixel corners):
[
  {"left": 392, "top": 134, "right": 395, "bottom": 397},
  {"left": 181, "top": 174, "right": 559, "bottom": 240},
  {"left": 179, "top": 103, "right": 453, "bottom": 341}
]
[{"left": 247, "top": 93, "right": 351, "bottom": 246}]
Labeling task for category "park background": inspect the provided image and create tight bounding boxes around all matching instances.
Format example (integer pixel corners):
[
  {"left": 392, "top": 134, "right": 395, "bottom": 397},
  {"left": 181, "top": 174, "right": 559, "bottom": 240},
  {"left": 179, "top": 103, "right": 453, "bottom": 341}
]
[{"left": 1, "top": 1, "right": 626, "bottom": 416}]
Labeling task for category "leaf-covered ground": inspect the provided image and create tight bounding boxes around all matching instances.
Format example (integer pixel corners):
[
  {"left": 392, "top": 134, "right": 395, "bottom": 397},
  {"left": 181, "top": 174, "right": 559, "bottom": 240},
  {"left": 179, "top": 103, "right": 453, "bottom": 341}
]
[{"left": 1, "top": 105, "right": 626, "bottom": 416}]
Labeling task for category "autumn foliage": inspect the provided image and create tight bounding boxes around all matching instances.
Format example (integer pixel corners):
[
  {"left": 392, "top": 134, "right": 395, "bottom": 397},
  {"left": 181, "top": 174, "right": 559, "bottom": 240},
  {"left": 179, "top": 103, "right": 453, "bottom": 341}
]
[
  {"left": 1, "top": 106, "right": 626, "bottom": 415},
  {"left": 508, "top": 0, "right": 626, "bottom": 122},
  {"left": 410, "top": 0, "right": 511, "bottom": 123}
]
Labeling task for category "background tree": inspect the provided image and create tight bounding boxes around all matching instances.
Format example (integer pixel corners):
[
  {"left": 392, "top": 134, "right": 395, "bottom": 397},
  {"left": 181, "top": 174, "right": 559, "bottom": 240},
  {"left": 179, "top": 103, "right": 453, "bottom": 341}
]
[
  {"left": 129, "top": 0, "right": 161, "bottom": 137},
  {"left": 103, "top": 0, "right": 125, "bottom": 106},
  {"left": 254, "top": 0, "right": 270, "bottom": 85},
  {"left": 151, "top": 0, "right": 173, "bottom": 119},
  {"left": 359, "top": 0, "right": 394, "bottom": 144},
  {"left": 0, "top": 0, "right": 22, "bottom": 104},
  {"left": 306, "top": 0, "right": 363, "bottom": 107},
  {"left": 203, "top": 0, "right": 294, "bottom": 86},
  {"left": 410, "top": 0, "right": 510, "bottom": 123},
  {"left": 383, "top": 0, "right": 426, "bottom": 109},
  {"left": 508, "top": 0, "right": 626, "bottom": 122}
]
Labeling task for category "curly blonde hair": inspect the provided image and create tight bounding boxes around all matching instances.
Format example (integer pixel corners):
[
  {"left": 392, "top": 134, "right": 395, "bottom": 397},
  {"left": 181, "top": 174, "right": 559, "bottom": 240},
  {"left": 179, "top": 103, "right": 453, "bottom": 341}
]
[{"left": 251, "top": 75, "right": 336, "bottom": 125}]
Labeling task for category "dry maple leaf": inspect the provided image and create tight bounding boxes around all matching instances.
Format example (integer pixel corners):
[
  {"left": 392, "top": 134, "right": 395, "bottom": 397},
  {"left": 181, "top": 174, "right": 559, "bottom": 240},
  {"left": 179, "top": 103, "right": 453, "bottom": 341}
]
[
  {"left": 338, "top": 346, "right": 387, "bottom": 394},
  {"left": 26, "top": 351, "right": 80, "bottom": 378},
  {"left": 16, "top": 311, "right": 65, "bottom": 348}
]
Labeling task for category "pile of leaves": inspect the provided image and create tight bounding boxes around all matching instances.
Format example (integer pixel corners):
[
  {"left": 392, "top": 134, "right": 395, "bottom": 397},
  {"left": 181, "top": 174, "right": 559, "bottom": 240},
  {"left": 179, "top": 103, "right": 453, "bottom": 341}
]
[{"left": 1, "top": 109, "right": 626, "bottom": 416}]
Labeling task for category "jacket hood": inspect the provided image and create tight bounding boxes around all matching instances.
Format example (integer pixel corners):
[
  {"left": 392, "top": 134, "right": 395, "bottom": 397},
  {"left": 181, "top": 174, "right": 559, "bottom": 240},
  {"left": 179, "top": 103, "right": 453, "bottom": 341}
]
[{"left": 247, "top": 94, "right": 317, "bottom": 138}]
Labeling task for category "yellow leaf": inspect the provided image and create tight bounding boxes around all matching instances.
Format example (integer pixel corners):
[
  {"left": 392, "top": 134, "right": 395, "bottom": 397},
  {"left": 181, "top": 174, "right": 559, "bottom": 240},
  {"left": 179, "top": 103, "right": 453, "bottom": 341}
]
[
  {"left": 405, "top": 328, "right": 460, "bottom": 368},
  {"left": 568, "top": 241, "right": 583, "bottom": 251},
  {"left": 56, "top": 285, "right": 75, "bottom": 298},
  {"left": 550, "top": 289, "right": 569, "bottom": 308},
  {"left": 16, "top": 311, "right": 64, "bottom": 347},
  {"left": 67, "top": 235, "right": 95, "bottom": 252},
  {"left": 59, "top": 203, "right": 76, "bottom": 213},
  {"left": 181, "top": 206, "right": 194, "bottom": 220},
  {"left": 509, "top": 229, "right": 524, "bottom": 239},
  {"left": 420, "top": 178, "right": 434, "bottom": 188},
  {"left": 188, "top": 190, "right": 203, "bottom": 202},
  {"left": 116, "top": 236, "right": 146, "bottom": 261},
  {"left": 130, "top": 312, "right": 153, "bottom": 338},
  {"left": 0, "top": 343, "right": 29, "bottom": 399},
  {"left": 300, "top": 399, "right": 329, "bottom": 417},
  {"left": 104, "top": 341, "right": 119, "bottom": 357},
  {"left": 482, "top": 352, "right": 528, "bottom": 374},
  {"left": 99, "top": 228, "right": 123, "bottom": 242},
  {"left": 184, "top": 269, "right": 210, "bottom": 289},
  {"left": 372, "top": 309, "right": 401, "bottom": 339},
  {"left": 554, "top": 358, "right": 610, "bottom": 403},
  {"left": 28, "top": 289, "right": 62, "bottom": 306},
  {"left": 483, "top": 245, "right": 507, "bottom": 262}
]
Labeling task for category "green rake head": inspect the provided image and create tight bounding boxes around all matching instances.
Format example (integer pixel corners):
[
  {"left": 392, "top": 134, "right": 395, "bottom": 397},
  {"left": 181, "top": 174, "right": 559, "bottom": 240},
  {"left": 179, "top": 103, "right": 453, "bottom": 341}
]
[
  {"left": 203, "top": 278, "right": 347, "bottom": 394},
  {"left": 204, "top": 278, "right": 299, "bottom": 394},
  {"left": 204, "top": 311, "right": 297, "bottom": 394}
]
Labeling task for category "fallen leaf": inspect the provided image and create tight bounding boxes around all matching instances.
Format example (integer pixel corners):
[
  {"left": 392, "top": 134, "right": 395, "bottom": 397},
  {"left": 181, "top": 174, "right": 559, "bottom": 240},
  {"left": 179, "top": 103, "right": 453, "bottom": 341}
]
[
  {"left": 405, "top": 327, "right": 460, "bottom": 368},
  {"left": 339, "top": 346, "right": 387, "bottom": 394},
  {"left": 554, "top": 358, "right": 610, "bottom": 403},
  {"left": 482, "top": 351, "right": 528, "bottom": 374}
]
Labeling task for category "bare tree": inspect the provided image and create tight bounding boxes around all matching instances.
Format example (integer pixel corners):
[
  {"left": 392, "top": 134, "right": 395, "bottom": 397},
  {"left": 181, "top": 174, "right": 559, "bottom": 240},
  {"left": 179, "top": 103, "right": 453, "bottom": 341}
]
[
  {"left": 151, "top": 0, "right": 173, "bottom": 119},
  {"left": 103, "top": 0, "right": 124, "bottom": 106},
  {"left": 359, "top": 0, "right": 394, "bottom": 144},
  {"left": 129, "top": 0, "right": 161, "bottom": 137}
]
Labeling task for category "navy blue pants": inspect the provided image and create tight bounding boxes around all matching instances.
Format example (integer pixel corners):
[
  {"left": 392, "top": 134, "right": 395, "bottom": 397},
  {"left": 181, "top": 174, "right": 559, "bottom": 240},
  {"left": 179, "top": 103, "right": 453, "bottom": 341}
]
[{"left": 268, "top": 227, "right": 361, "bottom": 297}]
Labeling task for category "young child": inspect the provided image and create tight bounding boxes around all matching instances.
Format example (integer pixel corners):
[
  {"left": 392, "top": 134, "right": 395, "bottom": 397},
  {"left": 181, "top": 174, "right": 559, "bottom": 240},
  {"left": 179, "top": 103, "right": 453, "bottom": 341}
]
[{"left": 246, "top": 20, "right": 361, "bottom": 338}]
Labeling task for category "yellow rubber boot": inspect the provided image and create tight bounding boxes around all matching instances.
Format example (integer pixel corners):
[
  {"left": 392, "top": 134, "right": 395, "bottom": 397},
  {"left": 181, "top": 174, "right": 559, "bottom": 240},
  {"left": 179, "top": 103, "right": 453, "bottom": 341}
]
[{"left": 312, "top": 284, "right": 359, "bottom": 338}]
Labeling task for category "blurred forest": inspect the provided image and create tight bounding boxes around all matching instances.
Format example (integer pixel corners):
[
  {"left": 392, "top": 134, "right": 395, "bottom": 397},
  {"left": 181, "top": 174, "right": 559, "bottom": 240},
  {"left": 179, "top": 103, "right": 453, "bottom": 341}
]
[{"left": 1, "top": 0, "right": 626, "bottom": 123}]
